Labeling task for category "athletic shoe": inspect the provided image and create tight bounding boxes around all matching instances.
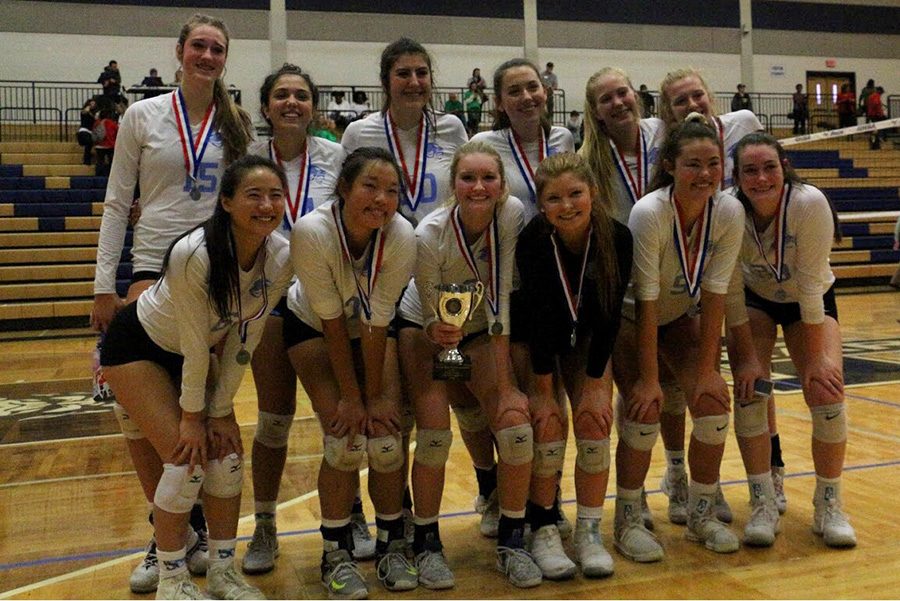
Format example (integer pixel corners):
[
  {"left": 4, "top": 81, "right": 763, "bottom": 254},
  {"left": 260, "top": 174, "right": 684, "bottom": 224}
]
[
  {"left": 375, "top": 540, "right": 418, "bottom": 592},
  {"left": 530, "top": 525, "right": 576, "bottom": 580},
  {"left": 574, "top": 520, "right": 614, "bottom": 578},
  {"left": 207, "top": 563, "right": 265, "bottom": 599},
  {"left": 495, "top": 546, "right": 542, "bottom": 588},
  {"left": 321, "top": 549, "right": 367, "bottom": 600},
  {"left": 813, "top": 498, "right": 857, "bottom": 548},
  {"left": 772, "top": 467, "right": 787, "bottom": 515},
  {"left": 241, "top": 519, "right": 278, "bottom": 575},
  {"left": 686, "top": 494, "right": 740, "bottom": 553},
  {"left": 640, "top": 489, "right": 655, "bottom": 531},
  {"left": 660, "top": 470, "right": 689, "bottom": 525},
  {"left": 186, "top": 527, "right": 209, "bottom": 576},
  {"left": 349, "top": 513, "right": 375, "bottom": 561},
  {"left": 478, "top": 490, "right": 500, "bottom": 538},
  {"left": 714, "top": 485, "right": 733, "bottom": 523},
  {"left": 743, "top": 495, "right": 781, "bottom": 547},
  {"left": 613, "top": 497, "right": 663, "bottom": 562},
  {"left": 155, "top": 571, "right": 203, "bottom": 600},
  {"left": 131, "top": 537, "right": 160, "bottom": 594},
  {"left": 415, "top": 548, "right": 455, "bottom": 590}
]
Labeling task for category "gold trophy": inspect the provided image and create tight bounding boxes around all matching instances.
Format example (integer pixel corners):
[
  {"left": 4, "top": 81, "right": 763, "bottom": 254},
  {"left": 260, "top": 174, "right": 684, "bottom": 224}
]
[{"left": 432, "top": 280, "right": 484, "bottom": 381}]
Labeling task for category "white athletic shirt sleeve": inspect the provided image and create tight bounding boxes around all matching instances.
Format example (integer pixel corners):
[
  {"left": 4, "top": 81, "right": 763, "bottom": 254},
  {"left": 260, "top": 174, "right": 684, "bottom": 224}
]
[{"left": 718, "top": 110, "right": 763, "bottom": 189}]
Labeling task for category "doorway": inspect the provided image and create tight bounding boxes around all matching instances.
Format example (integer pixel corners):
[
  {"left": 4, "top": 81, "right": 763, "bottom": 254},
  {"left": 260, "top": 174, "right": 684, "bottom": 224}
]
[{"left": 806, "top": 71, "right": 856, "bottom": 131}]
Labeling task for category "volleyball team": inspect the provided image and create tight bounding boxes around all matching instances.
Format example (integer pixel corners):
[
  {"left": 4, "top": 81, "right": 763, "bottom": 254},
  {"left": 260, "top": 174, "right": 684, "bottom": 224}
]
[{"left": 92, "top": 14, "right": 856, "bottom": 601}]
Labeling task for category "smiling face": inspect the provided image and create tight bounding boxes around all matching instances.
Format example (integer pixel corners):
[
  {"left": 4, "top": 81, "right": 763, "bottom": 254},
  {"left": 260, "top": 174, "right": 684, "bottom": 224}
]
[
  {"left": 454, "top": 152, "right": 504, "bottom": 219},
  {"left": 223, "top": 167, "right": 285, "bottom": 240},
  {"left": 264, "top": 74, "right": 314, "bottom": 135},
  {"left": 540, "top": 171, "right": 594, "bottom": 239},
  {"left": 497, "top": 65, "right": 547, "bottom": 133},
  {"left": 176, "top": 24, "right": 228, "bottom": 85},
  {"left": 589, "top": 71, "right": 640, "bottom": 131},
  {"left": 736, "top": 143, "right": 784, "bottom": 216},
  {"left": 340, "top": 160, "right": 400, "bottom": 232},
  {"left": 667, "top": 138, "right": 722, "bottom": 201},
  {"left": 387, "top": 53, "right": 432, "bottom": 116},
  {"left": 665, "top": 74, "right": 712, "bottom": 122}
]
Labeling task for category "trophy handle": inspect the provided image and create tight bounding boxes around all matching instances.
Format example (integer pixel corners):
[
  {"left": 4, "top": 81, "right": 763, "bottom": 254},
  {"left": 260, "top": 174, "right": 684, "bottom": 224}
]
[{"left": 469, "top": 281, "right": 485, "bottom": 320}]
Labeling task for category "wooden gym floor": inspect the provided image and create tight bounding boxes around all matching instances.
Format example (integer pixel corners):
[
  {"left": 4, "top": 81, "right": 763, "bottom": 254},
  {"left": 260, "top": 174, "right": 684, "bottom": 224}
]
[{"left": 0, "top": 289, "right": 898, "bottom": 599}]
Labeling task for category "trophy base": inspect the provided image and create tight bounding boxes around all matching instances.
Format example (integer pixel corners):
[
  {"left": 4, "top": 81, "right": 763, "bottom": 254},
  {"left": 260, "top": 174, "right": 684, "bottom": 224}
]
[{"left": 433, "top": 357, "right": 472, "bottom": 381}]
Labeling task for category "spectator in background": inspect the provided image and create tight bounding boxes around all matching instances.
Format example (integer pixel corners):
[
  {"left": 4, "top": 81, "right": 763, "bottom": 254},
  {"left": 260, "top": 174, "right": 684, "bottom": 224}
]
[
  {"left": 169, "top": 67, "right": 183, "bottom": 86},
  {"left": 97, "top": 60, "right": 123, "bottom": 112},
  {"left": 792, "top": 83, "right": 808, "bottom": 134},
  {"left": 139, "top": 68, "right": 165, "bottom": 99},
  {"left": 464, "top": 80, "right": 484, "bottom": 136},
  {"left": 93, "top": 108, "right": 118, "bottom": 177},
  {"left": 444, "top": 92, "right": 465, "bottom": 125},
  {"left": 76, "top": 97, "right": 98, "bottom": 165},
  {"left": 858, "top": 79, "right": 875, "bottom": 118},
  {"left": 566, "top": 110, "right": 583, "bottom": 150},
  {"left": 467, "top": 67, "right": 487, "bottom": 94},
  {"left": 541, "top": 61, "right": 559, "bottom": 121},
  {"left": 350, "top": 90, "right": 371, "bottom": 120},
  {"left": 731, "top": 83, "right": 752, "bottom": 112},
  {"left": 638, "top": 84, "right": 655, "bottom": 117},
  {"left": 836, "top": 83, "right": 856, "bottom": 129},
  {"left": 326, "top": 91, "right": 352, "bottom": 130},
  {"left": 866, "top": 86, "right": 886, "bottom": 149}
]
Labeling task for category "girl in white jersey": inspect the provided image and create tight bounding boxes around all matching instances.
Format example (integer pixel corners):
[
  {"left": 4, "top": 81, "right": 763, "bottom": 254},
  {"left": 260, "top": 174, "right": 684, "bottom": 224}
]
[
  {"left": 613, "top": 115, "right": 744, "bottom": 561},
  {"left": 241, "top": 64, "right": 349, "bottom": 576},
  {"left": 283, "top": 148, "right": 417, "bottom": 599},
  {"left": 471, "top": 58, "right": 575, "bottom": 224},
  {"left": 100, "top": 155, "right": 293, "bottom": 600},
  {"left": 396, "top": 141, "right": 541, "bottom": 590},
  {"left": 341, "top": 38, "right": 468, "bottom": 226},
  {"left": 724, "top": 133, "right": 856, "bottom": 549},
  {"left": 654, "top": 68, "right": 763, "bottom": 523},
  {"left": 89, "top": 14, "right": 254, "bottom": 594}
]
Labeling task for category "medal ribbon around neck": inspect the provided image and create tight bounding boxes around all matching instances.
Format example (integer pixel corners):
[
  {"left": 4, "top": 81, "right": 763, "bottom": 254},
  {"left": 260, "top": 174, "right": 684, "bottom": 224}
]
[
  {"left": 610, "top": 127, "right": 648, "bottom": 205},
  {"left": 331, "top": 201, "right": 386, "bottom": 322},
  {"left": 450, "top": 205, "right": 500, "bottom": 318},
  {"left": 507, "top": 128, "right": 547, "bottom": 204},
  {"left": 269, "top": 140, "right": 312, "bottom": 230},
  {"left": 671, "top": 188, "right": 714, "bottom": 299},
  {"left": 549, "top": 227, "right": 593, "bottom": 331},
  {"left": 383, "top": 111, "right": 428, "bottom": 212},
  {"left": 751, "top": 182, "right": 792, "bottom": 283},
  {"left": 234, "top": 243, "right": 269, "bottom": 360},
  {"left": 172, "top": 89, "right": 216, "bottom": 194}
]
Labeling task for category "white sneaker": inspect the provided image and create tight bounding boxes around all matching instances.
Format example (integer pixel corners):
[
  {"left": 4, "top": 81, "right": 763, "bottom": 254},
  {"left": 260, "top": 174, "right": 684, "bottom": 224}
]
[
  {"left": 529, "top": 525, "right": 576, "bottom": 580},
  {"left": 415, "top": 548, "right": 455, "bottom": 590},
  {"left": 495, "top": 545, "right": 542, "bottom": 588},
  {"left": 813, "top": 498, "right": 857, "bottom": 548},
  {"left": 375, "top": 540, "right": 418, "bottom": 592},
  {"left": 321, "top": 549, "right": 367, "bottom": 600},
  {"left": 574, "top": 520, "right": 614, "bottom": 578},
  {"left": 743, "top": 495, "right": 781, "bottom": 547},
  {"left": 155, "top": 571, "right": 203, "bottom": 600},
  {"left": 660, "top": 469, "right": 689, "bottom": 525},
  {"left": 686, "top": 494, "right": 740, "bottom": 553},
  {"left": 478, "top": 490, "right": 500, "bottom": 538},
  {"left": 207, "top": 563, "right": 264, "bottom": 600},
  {"left": 613, "top": 497, "right": 663, "bottom": 562},
  {"left": 241, "top": 520, "right": 278, "bottom": 574},
  {"left": 131, "top": 537, "right": 159, "bottom": 594},
  {"left": 772, "top": 467, "right": 787, "bottom": 515},
  {"left": 186, "top": 528, "right": 209, "bottom": 576},
  {"left": 349, "top": 513, "right": 375, "bottom": 561},
  {"left": 715, "top": 485, "right": 733, "bottom": 523}
]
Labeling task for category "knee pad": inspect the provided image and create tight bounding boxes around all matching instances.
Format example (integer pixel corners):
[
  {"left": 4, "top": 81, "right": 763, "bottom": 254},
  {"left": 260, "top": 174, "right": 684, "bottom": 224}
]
[
  {"left": 575, "top": 438, "right": 610, "bottom": 474},
  {"left": 660, "top": 382, "right": 687, "bottom": 415},
  {"left": 495, "top": 423, "right": 533, "bottom": 466},
  {"left": 691, "top": 414, "right": 730, "bottom": 445},
  {"left": 154, "top": 463, "right": 204, "bottom": 514},
  {"left": 254, "top": 411, "right": 294, "bottom": 449},
  {"left": 618, "top": 420, "right": 659, "bottom": 452},
  {"left": 452, "top": 404, "right": 489, "bottom": 433},
  {"left": 203, "top": 453, "right": 243, "bottom": 498},
  {"left": 113, "top": 402, "right": 144, "bottom": 440},
  {"left": 533, "top": 439, "right": 566, "bottom": 477},
  {"left": 367, "top": 435, "right": 404, "bottom": 473},
  {"left": 414, "top": 429, "right": 453, "bottom": 468},
  {"left": 323, "top": 434, "right": 367, "bottom": 472},
  {"left": 734, "top": 399, "right": 768, "bottom": 438},
  {"left": 811, "top": 403, "right": 847, "bottom": 444}
]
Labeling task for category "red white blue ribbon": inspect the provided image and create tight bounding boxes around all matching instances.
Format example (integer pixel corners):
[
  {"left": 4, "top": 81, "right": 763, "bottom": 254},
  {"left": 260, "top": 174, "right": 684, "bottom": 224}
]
[
  {"left": 383, "top": 111, "right": 428, "bottom": 212},
  {"left": 751, "top": 183, "right": 791, "bottom": 283},
  {"left": 172, "top": 89, "right": 216, "bottom": 194},
  {"left": 671, "top": 189, "right": 714, "bottom": 299},
  {"left": 449, "top": 205, "right": 499, "bottom": 318},
  {"left": 610, "top": 128, "right": 648, "bottom": 205},
  {"left": 235, "top": 244, "right": 269, "bottom": 355},
  {"left": 269, "top": 140, "right": 312, "bottom": 230},
  {"left": 549, "top": 227, "right": 592, "bottom": 329},
  {"left": 331, "top": 201, "right": 386, "bottom": 322},
  {"left": 507, "top": 129, "right": 547, "bottom": 205}
]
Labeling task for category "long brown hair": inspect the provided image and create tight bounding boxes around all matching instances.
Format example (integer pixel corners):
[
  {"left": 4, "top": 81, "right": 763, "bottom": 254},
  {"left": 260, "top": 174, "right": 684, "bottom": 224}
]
[
  {"left": 491, "top": 58, "right": 551, "bottom": 137},
  {"left": 649, "top": 113, "right": 719, "bottom": 191}
]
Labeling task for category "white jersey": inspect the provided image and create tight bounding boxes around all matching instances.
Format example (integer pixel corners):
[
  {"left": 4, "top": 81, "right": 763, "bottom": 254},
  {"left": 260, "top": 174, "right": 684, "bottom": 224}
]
[
  {"left": 726, "top": 183, "right": 836, "bottom": 326},
  {"left": 248, "top": 137, "right": 344, "bottom": 240},
  {"left": 629, "top": 185, "right": 744, "bottom": 326},
  {"left": 94, "top": 92, "right": 228, "bottom": 293},
  {"left": 341, "top": 111, "right": 468, "bottom": 226},
  {"left": 713, "top": 110, "right": 762, "bottom": 188},
  {"left": 287, "top": 199, "right": 416, "bottom": 338},
  {"left": 607, "top": 118, "right": 667, "bottom": 226},
  {"left": 137, "top": 228, "right": 292, "bottom": 417},
  {"left": 471, "top": 126, "right": 574, "bottom": 223},
  {"left": 398, "top": 196, "right": 525, "bottom": 335}
]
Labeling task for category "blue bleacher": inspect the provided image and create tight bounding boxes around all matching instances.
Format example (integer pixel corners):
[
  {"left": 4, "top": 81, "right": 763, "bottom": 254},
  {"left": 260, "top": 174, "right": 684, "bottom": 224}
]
[
  {"left": 849, "top": 235, "right": 894, "bottom": 250},
  {"left": 0, "top": 165, "right": 23, "bottom": 177},
  {"left": 872, "top": 249, "right": 900, "bottom": 263},
  {"left": 0, "top": 189, "right": 104, "bottom": 203},
  {"left": 786, "top": 150, "right": 854, "bottom": 169},
  {"left": 0, "top": 176, "right": 45, "bottom": 190},
  {"left": 15, "top": 203, "right": 94, "bottom": 217},
  {"left": 70, "top": 176, "right": 108, "bottom": 189}
]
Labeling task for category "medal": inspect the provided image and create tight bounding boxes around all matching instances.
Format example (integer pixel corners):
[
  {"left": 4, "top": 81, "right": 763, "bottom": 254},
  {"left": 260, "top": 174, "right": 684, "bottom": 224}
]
[
  {"left": 671, "top": 189, "right": 713, "bottom": 301},
  {"left": 332, "top": 200, "right": 386, "bottom": 323},
  {"left": 507, "top": 128, "right": 547, "bottom": 205},
  {"left": 491, "top": 322, "right": 503, "bottom": 335},
  {"left": 570, "top": 329, "right": 577, "bottom": 348},
  {"left": 775, "top": 289, "right": 787, "bottom": 301},
  {"left": 450, "top": 205, "right": 501, "bottom": 330},
  {"left": 384, "top": 111, "right": 429, "bottom": 212},
  {"left": 751, "top": 183, "right": 791, "bottom": 284},
  {"left": 687, "top": 303, "right": 700, "bottom": 318},
  {"left": 233, "top": 237, "right": 269, "bottom": 366},
  {"left": 172, "top": 89, "right": 216, "bottom": 200},
  {"left": 236, "top": 348, "right": 251, "bottom": 365},
  {"left": 550, "top": 227, "right": 592, "bottom": 350},
  {"left": 190, "top": 184, "right": 201, "bottom": 201}
]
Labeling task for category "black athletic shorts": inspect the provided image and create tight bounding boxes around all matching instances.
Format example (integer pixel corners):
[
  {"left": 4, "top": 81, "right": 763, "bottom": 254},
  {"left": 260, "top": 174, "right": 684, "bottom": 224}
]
[
  {"left": 100, "top": 301, "right": 184, "bottom": 382},
  {"left": 744, "top": 284, "right": 838, "bottom": 327},
  {"left": 282, "top": 307, "right": 398, "bottom": 350},
  {"left": 131, "top": 270, "right": 162, "bottom": 285},
  {"left": 395, "top": 316, "right": 488, "bottom": 350}
]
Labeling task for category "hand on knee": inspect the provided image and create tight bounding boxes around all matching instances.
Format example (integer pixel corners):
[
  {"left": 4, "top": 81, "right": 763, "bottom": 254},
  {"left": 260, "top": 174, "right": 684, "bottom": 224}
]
[{"left": 573, "top": 403, "right": 613, "bottom": 440}]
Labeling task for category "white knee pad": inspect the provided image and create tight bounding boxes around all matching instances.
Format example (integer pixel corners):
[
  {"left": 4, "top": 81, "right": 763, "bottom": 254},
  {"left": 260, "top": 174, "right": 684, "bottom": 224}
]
[
  {"left": 533, "top": 440, "right": 566, "bottom": 477},
  {"left": 691, "top": 414, "right": 730, "bottom": 445},
  {"left": 495, "top": 424, "right": 533, "bottom": 466},
  {"left": 414, "top": 429, "right": 453, "bottom": 468},
  {"left": 367, "top": 435, "right": 403, "bottom": 473},
  {"left": 254, "top": 411, "right": 294, "bottom": 449},
  {"left": 452, "top": 404, "right": 489, "bottom": 433},
  {"left": 811, "top": 403, "right": 847, "bottom": 444},
  {"left": 154, "top": 463, "right": 204, "bottom": 514},
  {"left": 734, "top": 399, "right": 768, "bottom": 438},
  {"left": 575, "top": 438, "right": 611, "bottom": 474},
  {"left": 323, "top": 434, "right": 367, "bottom": 472},
  {"left": 203, "top": 453, "right": 243, "bottom": 498},
  {"left": 618, "top": 420, "right": 659, "bottom": 452},
  {"left": 660, "top": 382, "right": 687, "bottom": 415},
  {"left": 113, "top": 402, "right": 144, "bottom": 440}
]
